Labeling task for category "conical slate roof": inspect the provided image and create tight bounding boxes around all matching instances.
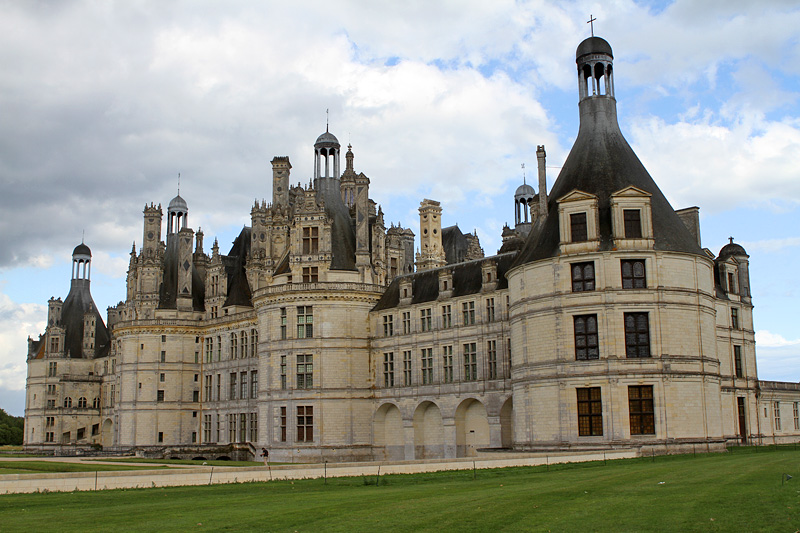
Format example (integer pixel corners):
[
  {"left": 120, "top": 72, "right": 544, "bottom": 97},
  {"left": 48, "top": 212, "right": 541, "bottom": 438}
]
[{"left": 515, "top": 38, "right": 703, "bottom": 266}]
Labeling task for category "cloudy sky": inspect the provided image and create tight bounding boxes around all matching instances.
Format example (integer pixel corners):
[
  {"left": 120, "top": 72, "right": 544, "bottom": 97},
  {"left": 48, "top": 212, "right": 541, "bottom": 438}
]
[{"left": 1, "top": 0, "right": 799, "bottom": 416}]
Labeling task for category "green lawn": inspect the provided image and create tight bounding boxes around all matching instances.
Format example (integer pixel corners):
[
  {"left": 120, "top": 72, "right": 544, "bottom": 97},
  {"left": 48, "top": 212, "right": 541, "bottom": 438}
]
[
  {"left": 86, "top": 458, "right": 266, "bottom": 467},
  {"left": 1, "top": 451, "right": 799, "bottom": 531},
  {"left": 0, "top": 460, "right": 167, "bottom": 475}
]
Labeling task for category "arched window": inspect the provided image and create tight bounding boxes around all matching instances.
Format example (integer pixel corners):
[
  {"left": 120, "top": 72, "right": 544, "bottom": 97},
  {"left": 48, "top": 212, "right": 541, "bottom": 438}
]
[
  {"left": 92, "top": 397, "right": 100, "bottom": 409},
  {"left": 231, "top": 333, "right": 238, "bottom": 359},
  {"left": 241, "top": 331, "right": 248, "bottom": 358},
  {"left": 78, "top": 397, "right": 88, "bottom": 409},
  {"left": 64, "top": 397, "right": 72, "bottom": 408}
]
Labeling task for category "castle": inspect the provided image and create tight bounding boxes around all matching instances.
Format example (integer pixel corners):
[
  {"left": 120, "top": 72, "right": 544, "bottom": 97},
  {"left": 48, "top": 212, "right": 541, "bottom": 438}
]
[{"left": 24, "top": 36, "right": 800, "bottom": 461}]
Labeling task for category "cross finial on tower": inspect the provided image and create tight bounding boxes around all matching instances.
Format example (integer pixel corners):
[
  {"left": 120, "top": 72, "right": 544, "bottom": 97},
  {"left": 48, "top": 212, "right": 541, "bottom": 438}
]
[
  {"left": 729, "top": 236, "right": 734, "bottom": 244},
  {"left": 521, "top": 163, "right": 526, "bottom": 185},
  {"left": 587, "top": 14, "right": 596, "bottom": 37}
]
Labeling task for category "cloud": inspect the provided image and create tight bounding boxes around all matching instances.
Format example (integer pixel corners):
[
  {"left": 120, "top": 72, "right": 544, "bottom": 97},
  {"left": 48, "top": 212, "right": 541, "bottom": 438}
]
[
  {"left": 756, "top": 330, "right": 800, "bottom": 348},
  {"left": 0, "top": 287, "right": 45, "bottom": 395}
]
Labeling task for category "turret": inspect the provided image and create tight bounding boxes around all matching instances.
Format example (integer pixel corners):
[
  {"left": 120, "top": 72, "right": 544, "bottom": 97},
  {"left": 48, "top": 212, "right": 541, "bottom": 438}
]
[
  {"left": 272, "top": 156, "right": 291, "bottom": 207},
  {"left": 416, "top": 199, "right": 446, "bottom": 271}
]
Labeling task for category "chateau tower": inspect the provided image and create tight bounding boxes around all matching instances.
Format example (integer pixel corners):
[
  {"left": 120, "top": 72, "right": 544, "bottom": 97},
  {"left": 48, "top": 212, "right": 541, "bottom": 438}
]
[
  {"left": 271, "top": 156, "right": 291, "bottom": 207},
  {"left": 416, "top": 199, "right": 446, "bottom": 271}
]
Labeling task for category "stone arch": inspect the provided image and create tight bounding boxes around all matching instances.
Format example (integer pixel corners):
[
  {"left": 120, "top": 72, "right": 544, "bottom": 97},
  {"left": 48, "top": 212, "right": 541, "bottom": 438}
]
[
  {"left": 500, "top": 397, "right": 514, "bottom": 448},
  {"left": 373, "top": 403, "right": 404, "bottom": 460},
  {"left": 455, "top": 398, "right": 490, "bottom": 457},
  {"left": 413, "top": 401, "right": 444, "bottom": 459},
  {"left": 101, "top": 418, "right": 114, "bottom": 447}
]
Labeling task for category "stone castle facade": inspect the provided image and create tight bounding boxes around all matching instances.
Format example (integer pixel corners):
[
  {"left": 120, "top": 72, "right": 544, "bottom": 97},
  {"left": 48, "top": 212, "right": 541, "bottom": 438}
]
[{"left": 24, "top": 37, "right": 800, "bottom": 461}]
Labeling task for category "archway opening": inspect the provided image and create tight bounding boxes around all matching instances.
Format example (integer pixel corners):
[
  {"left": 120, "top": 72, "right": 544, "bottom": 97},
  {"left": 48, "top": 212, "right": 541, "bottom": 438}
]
[
  {"left": 455, "top": 399, "right": 490, "bottom": 457},
  {"left": 413, "top": 401, "right": 444, "bottom": 459}
]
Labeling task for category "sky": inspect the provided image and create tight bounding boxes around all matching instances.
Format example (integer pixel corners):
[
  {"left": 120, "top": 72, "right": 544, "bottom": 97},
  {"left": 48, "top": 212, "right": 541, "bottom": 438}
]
[{"left": 1, "top": 0, "right": 799, "bottom": 417}]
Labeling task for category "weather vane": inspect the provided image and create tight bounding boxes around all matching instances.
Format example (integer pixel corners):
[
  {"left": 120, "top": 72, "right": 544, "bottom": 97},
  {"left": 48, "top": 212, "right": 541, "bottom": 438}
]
[
  {"left": 177, "top": 172, "right": 181, "bottom": 195},
  {"left": 521, "top": 163, "right": 526, "bottom": 184},
  {"left": 326, "top": 108, "right": 329, "bottom": 132},
  {"left": 587, "top": 14, "right": 596, "bottom": 37}
]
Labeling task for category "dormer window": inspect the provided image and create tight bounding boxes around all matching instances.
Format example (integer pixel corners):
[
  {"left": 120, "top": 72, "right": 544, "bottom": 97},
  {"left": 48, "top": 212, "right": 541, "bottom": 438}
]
[
  {"left": 570, "top": 213, "right": 588, "bottom": 242},
  {"left": 727, "top": 272, "right": 737, "bottom": 294},
  {"left": 623, "top": 210, "right": 642, "bottom": 238}
]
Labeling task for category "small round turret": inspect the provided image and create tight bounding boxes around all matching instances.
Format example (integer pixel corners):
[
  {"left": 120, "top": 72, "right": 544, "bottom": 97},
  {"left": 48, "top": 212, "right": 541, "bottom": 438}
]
[{"left": 719, "top": 238, "right": 748, "bottom": 259}]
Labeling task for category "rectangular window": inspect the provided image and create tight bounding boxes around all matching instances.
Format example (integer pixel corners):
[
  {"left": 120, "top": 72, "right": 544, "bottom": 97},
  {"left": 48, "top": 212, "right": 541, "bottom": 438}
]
[
  {"left": 251, "top": 328, "right": 257, "bottom": 357},
  {"left": 297, "top": 406, "right": 313, "bottom": 442},
  {"left": 47, "top": 384, "right": 56, "bottom": 395},
  {"left": 462, "top": 301, "right": 475, "bottom": 325},
  {"left": 487, "top": 340, "right": 497, "bottom": 379},
  {"left": 302, "top": 227, "right": 319, "bottom": 254},
  {"left": 46, "top": 416, "right": 55, "bottom": 427},
  {"left": 486, "top": 298, "right": 495, "bottom": 322},
  {"left": 204, "top": 375, "right": 212, "bottom": 401},
  {"left": 623, "top": 209, "right": 642, "bottom": 238},
  {"left": 280, "top": 355, "right": 287, "bottom": 390},
  {"left": 733, "top": 345, "right": 743, "bottom": 378},
  {"left": 229, "top": 373, "right": 237, "bottom": 400},
  {"left": 383, "top": 315, "right": 394, "bottom": 337},
  {"left": 240, "top": 371, "right": 247, "bottom": 399},
  {"left": 570, "top": 212, "right": 588, "bottom": 242},
  {"left": 251, "top": 370, "right": 258, "bottom": 399},
  {"left": 160, "top": 350, "right": 166, "bottom": 363},
  {"left": 48, "top": 362, "right": 57, "bottom": 377},
  {"left": 420, "top": 308, "right": 432, "bottom": 332},
  {"left": 728, "top": 272, "right": 737, "bottom": 294},
  {"left": 442, "top": 346, "right": 454, "bottom": 383},
  {"left": 463, "top": 342, "right": 477, "bottom": 381},
  {"left": 240, "top": 413, "right": 247, "bottom": 443},
  {"left": 216, "top": 336, "right": 221, "bottom": 360},
  {"left": 110, "top": 384, "right": 115, "bottom": 407},
  {"left": 204, "top": 414, "right": 212, "bottom": 442},
  {"left": 47, "top": 398, "right": 55, "bottom": 409},
  {"left": 731, "top": 308, "right": 739, "bottom": 330},
  {"left": 628, "top": 385, "right": 655, "bottom": 435},
  {"left": 158, "top": 431, "right": 163, "bottom": 443},
  {"left": 302, "top": 266, "right": 319, "bottom": 283},
  {"left": 297, "top": 306, "right": 313, "bottom": 338},
  {"left": 45, "top": 432, "right": 55, "bottom": 442},
  {"left": 230, "top": 333, "right": 238, "bottom": 359},
  {"left": 250, "top": 412, "right": 258, "bottom": 442},
  {"left": 280, "top": 308, "right": 287, "bottom": 340},
  {"left": 241, "top": 332, "right": 248, "bottom": 358},
  {"left": 774, "top": 401, "right": 781, "bottom": 431},
  {"left": 421, "top": 348, "right": 433, "bottom": 385},
  {"left": 403, "top": 350, "right": 412, "bottom": 386},
  {"left": 794, "top": 402, "right": 799, "bottom": 431},
  {"left": 193, "top": 390, "right": 200, "bottom": 402},
  {"left": 159, "top": 373, "right": 165, "bottom": 382},
  {"left": 216, "top": 414, "right": 221, "bottom": 442},
  {"left": 574, "top": 314, "right": 599, "bottom": 360},
  {"left": 297, "top": 354, "right": 313, "bottom": 389},
  {"left": 621, "top": 259, "right": 646, "bottom": 289},
  {"left": 624, "top": 312, "right": 650, "bottom": 358},
  {"left": 280, "top": 406, "right": 287, "bottom": 442},
  {"left": 229, "top": 413, "right": 237, "bottom": 443},
  {"left": 402, "top": 312, "right": 411, "bottom": 334},
  {"left": 383, "top": 352, "right": 395, "bottom": 387},
  {"left": 577, "top": 387, "right": 603, "bottom": 436},
  {"left": 571, "top": 262, "right": 595, "bottom": 292},
  {"left": 157, "top": 390, "right": 165, "bottom": 402},
  {"left": 441, "top": 305, "right": 452, "bottom": 328},
  {"left": 216, "top": 374, "right": 221, "bottom": 401}
]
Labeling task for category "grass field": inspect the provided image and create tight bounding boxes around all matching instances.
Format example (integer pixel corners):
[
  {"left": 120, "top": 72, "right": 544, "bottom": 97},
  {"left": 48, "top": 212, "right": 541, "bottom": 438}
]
[
  {"left": 0, "top": 460, "right": 167, "bottom": 475},
  {"left": 1, "top": 450, "right": 799, "bottom": 531},
  {"left": 86, "top": 458, "right": 266, "bottom": 467}
]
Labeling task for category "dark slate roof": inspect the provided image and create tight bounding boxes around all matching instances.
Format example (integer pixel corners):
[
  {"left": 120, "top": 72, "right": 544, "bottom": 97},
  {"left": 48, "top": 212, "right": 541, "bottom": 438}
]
[
  {"left": 223, "top": 227, "right": 253, "bottom": 308},
  {"left": 718, "top": 240, "right": 748, "bottom": 259},
  {"left": 515, "top": 66, "right": 703, "bottom": 267},
  {"left": 72, "top": 243, "right": 91, "bottom": 256},
  {"left": 373, "top": 252, "right": 517, "bottom": 311},
  {"left": 159, "top": 235, "right": 206, "bottom": 311},
  {"left": 60, "top": 279, "right": 110, "bottom": 359},
  {"left": 576, "top": 36, "right": 613, "bottom": 60},
  {"left": 442, "top": 225, "right": 468, "bottom": 264},
  {"left": 317, "top": 177, "right": 357, "bottom": 271}
]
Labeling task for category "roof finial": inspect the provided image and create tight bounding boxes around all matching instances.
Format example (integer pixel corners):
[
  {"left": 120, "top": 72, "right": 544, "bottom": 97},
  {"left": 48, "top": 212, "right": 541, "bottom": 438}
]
[
  {"left": 522, "top": 163, "right": 526, "bottom": 185},
  {"left": 729, "top": 236, "right": 734, "bottom": 244},
  {"left": 81, "top": 230, "right": 85, "bottom": 244},
  {"left": 326, "top": 108, "right": 329, "bottom": 132},
  {"left": 587, "top": 14, "right": 596, "bottom": 37},
  {"left": 177, "top": 172, "right": 181, "bottom": 195}
]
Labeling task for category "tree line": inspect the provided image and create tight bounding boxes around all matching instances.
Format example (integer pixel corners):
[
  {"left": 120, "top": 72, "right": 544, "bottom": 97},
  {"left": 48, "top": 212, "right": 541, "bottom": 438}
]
[{"left": 0, "top": 408, "right": 24, "bottom": 445}]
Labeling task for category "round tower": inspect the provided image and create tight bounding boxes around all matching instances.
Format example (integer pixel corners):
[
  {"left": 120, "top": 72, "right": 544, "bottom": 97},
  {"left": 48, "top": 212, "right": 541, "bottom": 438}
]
[
  {"left": 167, "top": 194, "right": 188, "bottom": 235},
  {"left": 72, "top": 242, "right": 92, "bottom": 281},
  {"left": 314, "top": 128, "right": 341, "bottom": 180}
]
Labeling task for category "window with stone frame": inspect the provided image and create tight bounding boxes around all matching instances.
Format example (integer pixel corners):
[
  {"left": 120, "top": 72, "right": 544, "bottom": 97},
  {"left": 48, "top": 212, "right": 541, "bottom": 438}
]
[
  {"left": 228, "top": 413, "right": 237, "bottom": 442},
  {"left": 46, "top": 399, "right": 56, "bottom": 409},
  {"left": 297, "top": 306, "right": 313, "bottom": 338},
  {"left": 577, "top": 387, "right": 603, "bottom": 436},
  {"left": 239, "top": 413, "right": 247, "bottom": 442},
  {"left": 229, "top": 373, "right": 237, "bottom": 400},
  {"left": 302, "top": 226, "right": 319, "bottom": 254},
  {"left": 383, "top": 352, "right": 395, "bottom": 387},
  {"left": 421, "top": 348, "right": 433, "bottom": 384},
  {"left": 250, "top": 412, "right": 258, "bottom": 442},
  {"left": 206, "top": 337, "right": 213, "bottom": 363},
  {"left": 774, "top": 402, "right": 782, "bottom": 431},
  {"left": 204, "top": 375, "right": 212, "bottom": 401},
  {"left": 251, "top": 370, "right": 258, "bottom": 399},
  {"left": 302, "top": 266, "right": 319, "bottom": 283},
  {"left": 570, "top": 212, "right": 588, "bottom": 242},
  {"left": 231, "top": 332, "right": 238, "bottom": 359},
  {"left": 77, "top": 397, "right": 87, "bottom": 409},
  {"left": 251, "top": 328, "right": 257, "bottom": 357},
  {"left": 403, "top": 350, "right": 412, "bottom": 386},
  {"left": 296, "top": 354, "right": 313, "bottom": 389},
  {"left": 733, "top": 345, "right": 744, "bottom": 378},
  {"left": 574, "top": 314, "right": 599, "bottom": 360},
  {"left": 463, "top": 342, "right": 477, "bottom": 381},
  {"left": 204, "top": 414, "right": 212, "bottom": 442},
  {"left": 628, "top": 385, "right": 655, "bottom": 435},
  {"left": 462, "top": 301, "right": 475, "bottom": 325},
  {"left": 441, "top": 305, "right": 452, "bottom": 328},
  {"left": 486, "top": 298, "right": 495, "bottom": 322},
  {"left": 731, "top": 308, "right": 740, "bottom": 329},
  {"left": 383, "top": 314, "right": 393, "bottom": 337},
  {"left": 623, "top": 209, "right": 642, "bottom": 238},
  {"left": 241, "top": 331, "right": 248, "bottom": 358},
  {"left": 297, "top": 406, "right": 313, "bottom": 442},
  {"left": 727, "top": 272, "right": 737, "bottom": 294},
  {"left": 157, "top": 390, "right": 165, "bottom": 403},
  {"left": 442, "top": 345, "right": 454, "bottom": 383},
  {"left": 621, "top": 259, "right": 646, "bottom": 289},
  {"left": 215, "top": 374, "right": 221, "bottom": 401},
  {"left": 216, "top": 414, "right": 221, "bottom": 442},
  {"left": 240, "top": 371, "right": 247, "bottom": 399},
  {"left": 280, "top": 307, "right": 287, "bottom": 339},
  {"left": 624, "top": 312, "right": 650, "bottom": 358},
  {"left": 280, "top": 355, "right": 287, "bottom": 389},
  {"left": 402, "top": 311, "right": 411, "bottom": 334},
  {"left": 571, "top": 262, "right": 595, "bottom": 292},
  {"left": 487, "top": 340, "right": 498, "bottom": 379},
  {"left": 278, "top": 406, "right": 288, "bottom": 442},
  {"left": 794, "top": 402, "right": 799, "bottom": 431},
  {"left": 420, "top": 308, "right": 432, "bottom": 332},
  {"left": 48, "top": 362, "right": 57, "bottom": 377}
]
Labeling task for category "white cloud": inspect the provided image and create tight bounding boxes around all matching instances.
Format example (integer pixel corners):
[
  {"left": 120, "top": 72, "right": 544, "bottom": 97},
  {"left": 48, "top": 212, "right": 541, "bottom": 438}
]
[
  {"left": 756, "top": 330, "right": 800, "bottom": 348},
  {"left": 0, "top": 288, "right": 45, "bottom": 393}
]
